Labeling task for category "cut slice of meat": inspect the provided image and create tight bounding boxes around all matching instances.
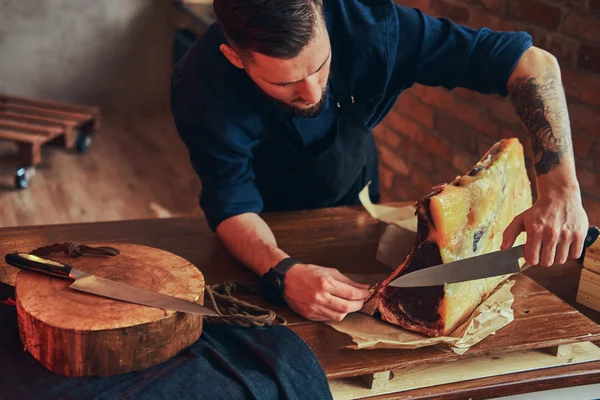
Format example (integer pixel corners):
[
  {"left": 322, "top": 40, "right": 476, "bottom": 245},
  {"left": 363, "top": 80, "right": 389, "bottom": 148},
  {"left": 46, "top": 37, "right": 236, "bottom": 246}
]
[{"left": 371, "top": 138, "right": 532, "bottom": 337}]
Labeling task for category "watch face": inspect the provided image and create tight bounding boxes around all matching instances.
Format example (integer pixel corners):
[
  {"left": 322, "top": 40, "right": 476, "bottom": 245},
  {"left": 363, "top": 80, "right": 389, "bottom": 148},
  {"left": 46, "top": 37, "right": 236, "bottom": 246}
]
[{"left": 260, "top": 268, "right": 285, "bottom": 305}]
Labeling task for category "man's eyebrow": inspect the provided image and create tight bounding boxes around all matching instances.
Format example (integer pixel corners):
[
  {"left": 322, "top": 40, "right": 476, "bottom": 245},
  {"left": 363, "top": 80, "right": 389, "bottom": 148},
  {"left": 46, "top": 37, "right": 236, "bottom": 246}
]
[{"left": 265, "top": 51, "right": 331, "bottom": 86}]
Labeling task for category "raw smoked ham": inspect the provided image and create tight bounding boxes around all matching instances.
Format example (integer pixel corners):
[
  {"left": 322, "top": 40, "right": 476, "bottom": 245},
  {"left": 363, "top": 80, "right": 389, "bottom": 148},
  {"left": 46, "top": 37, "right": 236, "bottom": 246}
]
[{"left": 370, "top": 138, "right": 532, "bottom": 337}]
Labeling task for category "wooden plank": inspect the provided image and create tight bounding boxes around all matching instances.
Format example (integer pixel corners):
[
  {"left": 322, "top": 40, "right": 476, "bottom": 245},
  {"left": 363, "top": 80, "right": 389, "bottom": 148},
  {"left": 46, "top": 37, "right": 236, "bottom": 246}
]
[
  {"left": 328, "top": 342, "right": 600, "bottom": 400},
  {"left": 0, "top": 103, "right": 93, "bottom": 124},
  {"left": 364, "top": 361, "right": 600, "bottom": 400},
  {"left": 0, "top": 119, "right": 62, "bottom": 136},
  {"left": 364, "top": 372, "right": 392, "bottom": 392},
  {"left": 577, "top": 268, "right": 600, "bottom": 313},
  {"left": 0, "top": 129, "right": 49, "bottom": 143},
  {"left": 0, "top": 93, "right": 100, "bottom": 116},
  {"left": 0, "top": 111, "right": 79, "bottom": 149},
  {"left": 584, "top": 240, "right": 600, "bottom": 274},
  {"left": 360, "top": 371, "right": 391, "bottom": 391},
  {"left": 0, "top": 111, "right": 78, "bottom": 128},
  {"left": 548, "top": 344, "right": 572, "bottom": 357}
]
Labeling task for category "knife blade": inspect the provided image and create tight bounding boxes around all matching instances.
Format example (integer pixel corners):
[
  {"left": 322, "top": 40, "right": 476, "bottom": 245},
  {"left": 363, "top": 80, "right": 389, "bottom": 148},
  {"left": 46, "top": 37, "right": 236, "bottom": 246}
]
[
  {"left": 388, "top": 225, "right": 599, "bottom": 288},
  {"left": 4, "top": 252, "right": 220, "bottom": 316}
]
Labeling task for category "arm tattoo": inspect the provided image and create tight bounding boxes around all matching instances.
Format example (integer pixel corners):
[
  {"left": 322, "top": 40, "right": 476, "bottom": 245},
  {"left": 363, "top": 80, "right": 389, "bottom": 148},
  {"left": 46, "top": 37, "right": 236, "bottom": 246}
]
[{"left": 508, "top": 73, "right": 572, "bottom": 175}]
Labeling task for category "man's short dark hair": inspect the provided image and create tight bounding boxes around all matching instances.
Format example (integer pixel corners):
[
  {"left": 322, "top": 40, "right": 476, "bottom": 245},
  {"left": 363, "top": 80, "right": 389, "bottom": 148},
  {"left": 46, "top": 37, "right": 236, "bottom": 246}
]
[{"left": 213, "top": 0, "right": 324, "bottom": 60}]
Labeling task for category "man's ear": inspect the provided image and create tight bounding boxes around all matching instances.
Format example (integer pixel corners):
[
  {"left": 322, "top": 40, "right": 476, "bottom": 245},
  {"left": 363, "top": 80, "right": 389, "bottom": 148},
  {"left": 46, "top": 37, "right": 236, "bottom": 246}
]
[{"left": 219, "top": 44, "right": 244, "bottom": 69}]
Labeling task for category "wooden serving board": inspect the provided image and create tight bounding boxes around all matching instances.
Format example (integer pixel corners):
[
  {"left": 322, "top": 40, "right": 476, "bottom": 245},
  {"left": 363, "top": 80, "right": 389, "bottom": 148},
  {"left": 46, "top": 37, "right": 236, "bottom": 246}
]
[
  {"left": 287, "top": 274, "right": 600, "bottom": 382},
  {"left": 14, "top": 243, "right": 206, "bottom": 377}
]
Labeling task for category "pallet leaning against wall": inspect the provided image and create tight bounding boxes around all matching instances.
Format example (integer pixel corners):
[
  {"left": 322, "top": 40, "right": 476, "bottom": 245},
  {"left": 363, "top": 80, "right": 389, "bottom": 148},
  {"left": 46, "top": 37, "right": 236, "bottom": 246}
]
[{"left": 0, "top": 93, "right": 101, "bottom": 189}]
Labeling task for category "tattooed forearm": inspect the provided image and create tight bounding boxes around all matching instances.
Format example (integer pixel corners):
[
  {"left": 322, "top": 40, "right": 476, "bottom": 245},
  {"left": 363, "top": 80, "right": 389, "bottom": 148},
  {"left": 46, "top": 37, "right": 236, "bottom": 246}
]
[{"left": 508, "top": 73, "right": 572, "bottom": 175}]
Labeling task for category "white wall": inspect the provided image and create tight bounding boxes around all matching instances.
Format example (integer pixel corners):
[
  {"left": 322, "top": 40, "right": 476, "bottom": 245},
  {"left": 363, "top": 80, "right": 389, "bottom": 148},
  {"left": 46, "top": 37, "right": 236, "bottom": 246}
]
[{"left": 0, "top": 0, "right": 174, "bottom": 111}]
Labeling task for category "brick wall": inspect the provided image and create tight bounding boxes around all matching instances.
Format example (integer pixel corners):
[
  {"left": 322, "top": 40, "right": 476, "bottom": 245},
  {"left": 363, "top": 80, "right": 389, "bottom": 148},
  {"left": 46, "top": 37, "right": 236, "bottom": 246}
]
[{"left": 376, "top": 0, "right": 600, "bottom": 223}]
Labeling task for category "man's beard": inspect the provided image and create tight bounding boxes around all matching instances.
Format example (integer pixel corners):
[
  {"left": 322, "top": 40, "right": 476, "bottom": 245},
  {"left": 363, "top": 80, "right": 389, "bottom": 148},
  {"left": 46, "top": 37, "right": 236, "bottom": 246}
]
[
  {"left": 281, "top": 90, "right": 327, "bottom": 118},
  {"left": 266, "top": 82, "right": 329, "bottom": 119}
]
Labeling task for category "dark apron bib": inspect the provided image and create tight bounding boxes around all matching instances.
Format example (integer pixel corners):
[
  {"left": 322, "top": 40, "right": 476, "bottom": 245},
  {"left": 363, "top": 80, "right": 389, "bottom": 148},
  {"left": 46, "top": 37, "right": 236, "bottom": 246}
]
[{"left": 253, "top": 68, "right": 380, "bottom": 212}]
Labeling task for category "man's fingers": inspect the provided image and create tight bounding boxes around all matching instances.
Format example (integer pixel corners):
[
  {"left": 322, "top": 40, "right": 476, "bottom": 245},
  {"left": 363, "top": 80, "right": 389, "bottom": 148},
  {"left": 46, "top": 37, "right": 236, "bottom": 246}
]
[
  {"left": 539, "top": 228, "right": 559, "bottom": 267},
  {"left": 322, "top": 293, "right": 365, "bottom": 314},
  {"left": 554, "top": 234, "right": 571, "bottom": 265},
  {"left": 328, "top": 278, "right": 371, "bottom": 301},
  {"left": 334, "top": 271, "right": 371, "bottom": 290},
  {"left": 309, "top": 305, "right": 348, "bottom": 322},
  {"left": 502, "top": 213, "right": 525, "bottom": 250},
  {"left": 569, "top": 232, "right": 586, "bottom": 260},
  {"left": 321, "top": 274, "right": 370, "bottom": 300},
  {"left": 524, "top": 227, "right": 542, "bottom": 266}
]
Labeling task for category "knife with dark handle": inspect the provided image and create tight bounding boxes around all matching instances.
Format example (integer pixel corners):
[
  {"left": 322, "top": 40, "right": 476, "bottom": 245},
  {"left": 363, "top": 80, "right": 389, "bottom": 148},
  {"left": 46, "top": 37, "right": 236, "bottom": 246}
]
[
  {"left": 388, "top": 226, "right": 599, "bottom": 288},
  {"left": 5, "top": 252, "right": 220, "bottom": 316},
  {"left": 5, "top": 253, "right": 78, "bottom": 279}
]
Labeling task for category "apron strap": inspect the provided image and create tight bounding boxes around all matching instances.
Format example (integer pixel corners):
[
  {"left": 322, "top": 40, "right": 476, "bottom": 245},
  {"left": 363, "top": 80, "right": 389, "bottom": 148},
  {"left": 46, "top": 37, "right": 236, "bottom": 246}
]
[{"left": 329, "top": 53, "right": 355, "bottom": 109}]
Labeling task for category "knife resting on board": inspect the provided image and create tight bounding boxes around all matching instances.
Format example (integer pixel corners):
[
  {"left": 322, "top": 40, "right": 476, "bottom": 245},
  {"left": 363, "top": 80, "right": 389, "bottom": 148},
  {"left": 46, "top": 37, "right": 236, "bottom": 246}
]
[{"left": 5, "top": 252, "right": 221, "bottom": 316}]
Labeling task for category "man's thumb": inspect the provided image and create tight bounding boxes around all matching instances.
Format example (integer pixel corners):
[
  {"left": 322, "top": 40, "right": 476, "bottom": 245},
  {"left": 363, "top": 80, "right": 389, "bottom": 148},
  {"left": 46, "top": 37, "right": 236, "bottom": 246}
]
[{"left": 502, "top": 213, "right": 525, "bottom": 250}]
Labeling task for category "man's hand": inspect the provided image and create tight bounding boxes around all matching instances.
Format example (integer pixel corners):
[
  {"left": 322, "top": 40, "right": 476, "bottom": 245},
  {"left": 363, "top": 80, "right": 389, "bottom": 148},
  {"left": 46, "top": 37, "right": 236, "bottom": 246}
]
[
  {"left": 283, "top": 264, "right": 371, "bottom": 322},
  {"left": 501, "top": 190, "right": 589, "bottom": 267}
]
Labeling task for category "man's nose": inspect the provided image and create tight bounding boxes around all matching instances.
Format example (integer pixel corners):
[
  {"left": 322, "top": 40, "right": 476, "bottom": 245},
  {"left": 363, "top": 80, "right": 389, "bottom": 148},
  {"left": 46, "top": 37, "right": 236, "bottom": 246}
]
[{"left": 298, "top": 76, "right": 322, "bottom": 104}]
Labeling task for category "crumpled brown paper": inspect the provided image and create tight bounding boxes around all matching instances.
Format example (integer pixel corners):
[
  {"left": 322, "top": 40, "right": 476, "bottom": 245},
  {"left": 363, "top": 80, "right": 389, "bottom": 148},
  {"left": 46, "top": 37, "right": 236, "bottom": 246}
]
[
  {"left": 328, "top": 278, "right": 514, "bottom": 355},
  {"left": 326, "top": 183, "right": 516, "bottom": 355}
]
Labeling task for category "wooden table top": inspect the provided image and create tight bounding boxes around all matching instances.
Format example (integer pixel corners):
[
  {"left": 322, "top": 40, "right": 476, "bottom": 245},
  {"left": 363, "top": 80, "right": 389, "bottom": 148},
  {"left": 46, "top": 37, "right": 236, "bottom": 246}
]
[{"left": 1, "top": 203, "right": 599, "bottom": 399}]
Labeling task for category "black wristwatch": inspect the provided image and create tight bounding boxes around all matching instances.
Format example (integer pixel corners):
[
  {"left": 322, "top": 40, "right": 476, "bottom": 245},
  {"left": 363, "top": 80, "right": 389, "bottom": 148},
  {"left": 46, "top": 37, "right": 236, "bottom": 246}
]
[{"left": 259, "top": 257, "right": 301, "bottom": 305}]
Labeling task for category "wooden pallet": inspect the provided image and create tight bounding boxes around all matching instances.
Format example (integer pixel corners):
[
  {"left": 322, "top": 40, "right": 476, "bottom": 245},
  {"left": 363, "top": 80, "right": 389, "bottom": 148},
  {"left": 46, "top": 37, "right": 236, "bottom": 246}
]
[
  {"left": 289, "top": 274, "right": 600, "bottom": 399},
  {"left": 329, "top": 342, "right": 600, "bottom": 399},
  {"left": 0, "top": 93, "right": 100, "bottom": 187}
]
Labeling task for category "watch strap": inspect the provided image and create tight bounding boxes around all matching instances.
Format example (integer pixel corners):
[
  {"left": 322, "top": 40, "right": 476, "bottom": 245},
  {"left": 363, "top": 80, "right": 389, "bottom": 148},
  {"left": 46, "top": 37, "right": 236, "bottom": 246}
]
[
  {"left": 273, "top": 257, "right": 301, "bottom": 275},
  {"left": 259, "top": 257, "right": 301, "bottom": 305}
]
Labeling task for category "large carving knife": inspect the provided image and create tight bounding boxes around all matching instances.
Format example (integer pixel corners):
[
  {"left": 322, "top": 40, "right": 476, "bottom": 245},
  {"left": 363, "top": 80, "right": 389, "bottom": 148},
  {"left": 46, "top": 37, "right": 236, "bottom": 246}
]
[
  {"left": 5, "top": 252, "right": 220, "bottom": 316},
  {"left": 388, "top": 226, "right": 599, "bottom": 288}
]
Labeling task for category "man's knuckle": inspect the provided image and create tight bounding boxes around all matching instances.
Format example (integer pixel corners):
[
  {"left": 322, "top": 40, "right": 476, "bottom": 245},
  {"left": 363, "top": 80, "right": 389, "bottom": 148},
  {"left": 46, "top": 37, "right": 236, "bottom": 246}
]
[
  {"left": 545, "top": 227, "right": 560, "bottom": 240},
  {"left": 317, "top": 276, "right": 330, "bottom": 290},
  {"left": 530, "top": 223, "right": 544, "bottom": 234},
  {"left": 574, "top": 231, "right": 586, "bottom": 243},
  {"left": 341, "top": 303, "right": 353, "bottom": 313}
]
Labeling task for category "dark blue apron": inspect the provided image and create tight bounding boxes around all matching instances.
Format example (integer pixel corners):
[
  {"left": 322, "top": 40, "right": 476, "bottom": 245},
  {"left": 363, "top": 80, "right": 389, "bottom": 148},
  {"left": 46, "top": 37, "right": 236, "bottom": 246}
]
[{"left": 253, "top": 64, "right": 381, "bottom": 212}]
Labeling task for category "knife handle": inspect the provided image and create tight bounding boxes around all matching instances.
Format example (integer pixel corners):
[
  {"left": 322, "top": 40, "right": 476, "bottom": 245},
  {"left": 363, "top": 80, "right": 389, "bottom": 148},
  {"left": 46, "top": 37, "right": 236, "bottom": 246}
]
[
  {"left": 5, "top": 253, "right": 74, "bottom": 279},
  {"left": 579, "top": 225, "right": 599, "bottom": 263},
  {"left": 585, "top": 226, "right": 599, "bottom": 248}
]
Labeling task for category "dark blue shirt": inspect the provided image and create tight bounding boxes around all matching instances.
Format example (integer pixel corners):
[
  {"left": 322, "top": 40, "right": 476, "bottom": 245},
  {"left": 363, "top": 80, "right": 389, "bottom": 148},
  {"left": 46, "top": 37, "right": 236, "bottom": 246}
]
[{"left": 170, "top": 0, "right": 532, "bottom": 232}]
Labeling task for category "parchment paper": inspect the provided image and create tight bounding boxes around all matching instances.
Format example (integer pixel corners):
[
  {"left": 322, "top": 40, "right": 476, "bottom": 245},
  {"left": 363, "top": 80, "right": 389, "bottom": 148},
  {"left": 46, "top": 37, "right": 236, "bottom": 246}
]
[{"left": 327, "top": 183, "right": 516, "bottom": 355}]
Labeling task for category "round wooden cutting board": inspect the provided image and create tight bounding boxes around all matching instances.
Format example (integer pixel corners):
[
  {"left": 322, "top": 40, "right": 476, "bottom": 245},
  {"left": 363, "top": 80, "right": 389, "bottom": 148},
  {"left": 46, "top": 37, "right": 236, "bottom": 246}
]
[{"left": 14, "top": 243, "right": 206, "bottom": 377}]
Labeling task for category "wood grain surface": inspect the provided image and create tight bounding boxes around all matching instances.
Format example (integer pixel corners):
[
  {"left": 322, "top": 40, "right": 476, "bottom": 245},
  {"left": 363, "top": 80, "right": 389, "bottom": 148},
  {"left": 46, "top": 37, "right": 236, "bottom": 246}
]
[
  {"left": 293, "top": 274, "right": 600, "bottom": 381},
  {"left": 329, "top": 342, "right": 600, "bottom": 399},
  {"left": 14, "top": 242, "right": 205, "bottom": 377},
  {"left": 1, "top": 203, "right": 600, "bottom": 398},
  {"left": 584, "top": 238, "right": 600, "bottom": 274}
]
